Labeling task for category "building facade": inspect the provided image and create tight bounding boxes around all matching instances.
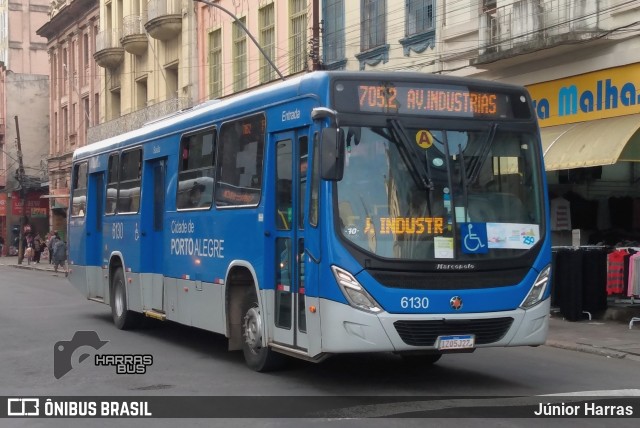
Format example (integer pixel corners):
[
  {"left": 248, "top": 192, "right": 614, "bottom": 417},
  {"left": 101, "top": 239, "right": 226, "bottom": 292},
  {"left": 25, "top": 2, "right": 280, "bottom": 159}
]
[
  {"left": 322, "top": 0, "right": 438, "bottom": 72},
  {"left": 195, "top": 0, "right": 319, "bottom": 102},
  {"left": 36, "top": 0, "right": 100, "bottom": 238},
  {"left": 0, "top": 0, "right": 50, "bottom": 255},
  {"left": 89, "top": 0, "right": 198, "bottom": 143}
]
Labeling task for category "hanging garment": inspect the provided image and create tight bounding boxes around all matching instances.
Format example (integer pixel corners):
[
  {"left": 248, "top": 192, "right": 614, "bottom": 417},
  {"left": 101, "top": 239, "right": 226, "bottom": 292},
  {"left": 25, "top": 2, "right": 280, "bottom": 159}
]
[
  {"left": 606, "top": 249, "right": 627, "bottom": 295},
  {"left": 550, "top": 197, "right": 571, "bottom": 231},
  {"left": 628, "top": 253, "right": 640, "bottom": 297}
]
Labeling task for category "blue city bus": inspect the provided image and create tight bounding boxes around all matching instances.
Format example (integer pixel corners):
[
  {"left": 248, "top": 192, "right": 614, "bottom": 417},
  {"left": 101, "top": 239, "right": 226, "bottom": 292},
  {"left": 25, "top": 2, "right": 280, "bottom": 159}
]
[{"left": 68, "top": 71, "right": 551, "bottom": 371}]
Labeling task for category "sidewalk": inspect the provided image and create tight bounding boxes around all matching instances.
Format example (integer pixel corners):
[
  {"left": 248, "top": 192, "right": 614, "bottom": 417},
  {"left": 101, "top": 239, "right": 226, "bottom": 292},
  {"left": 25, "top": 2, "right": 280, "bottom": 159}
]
[
  {"left": 1, "top": 255, "right": 639, "bottom": 362},
  {"left": 0, "top": 255, "right": 65, "bottom": 275}
]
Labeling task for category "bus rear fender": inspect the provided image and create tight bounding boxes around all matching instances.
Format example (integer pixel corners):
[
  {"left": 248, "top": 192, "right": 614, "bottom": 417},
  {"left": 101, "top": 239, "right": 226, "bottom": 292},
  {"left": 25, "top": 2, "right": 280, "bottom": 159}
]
[{"left": 224, "top": 261, "right": 261, "bottom": 351}]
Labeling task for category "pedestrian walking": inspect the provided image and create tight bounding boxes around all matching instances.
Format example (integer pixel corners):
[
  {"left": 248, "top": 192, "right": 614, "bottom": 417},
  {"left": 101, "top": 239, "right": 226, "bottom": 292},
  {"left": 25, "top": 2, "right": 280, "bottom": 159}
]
[
  {"left": 51, "top": 233, "right": 67, "bottom": 275},
  {"left": 33, "top": 233, "right": 43, "bottom": 263}
]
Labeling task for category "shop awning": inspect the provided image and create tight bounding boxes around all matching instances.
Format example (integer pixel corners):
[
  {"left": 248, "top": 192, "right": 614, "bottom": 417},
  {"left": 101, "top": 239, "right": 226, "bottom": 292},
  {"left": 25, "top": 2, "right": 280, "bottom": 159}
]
[{"left": 540, "top": 114, "right": 640, "bottom": 171}]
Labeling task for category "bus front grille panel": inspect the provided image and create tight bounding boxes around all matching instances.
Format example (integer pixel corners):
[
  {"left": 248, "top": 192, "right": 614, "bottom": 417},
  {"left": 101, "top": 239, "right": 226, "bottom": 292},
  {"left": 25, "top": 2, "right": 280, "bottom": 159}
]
[
  {"left": 393, "top": 317, "right": 514, "bottom": 346},
  {"left": 369, "top": 269, "right": 528, "bottom": 289}
]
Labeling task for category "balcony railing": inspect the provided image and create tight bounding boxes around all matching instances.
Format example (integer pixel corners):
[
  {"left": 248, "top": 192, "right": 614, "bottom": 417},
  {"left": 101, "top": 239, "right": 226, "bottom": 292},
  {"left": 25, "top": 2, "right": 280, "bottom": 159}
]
[
  {"left": 94, "top": 29, "right": 124, "bottom": 69},
  {"left": 478, "top": 0, "right": 602, "bottom": 57},
  {"left": 88, "top": 97, "right": 192, "bottom": 144},
  {"left": 121, "top": 14, "right": 148, "bottom": 55},
  {"left": 145, "top": 0, "right": 182, "bottom": 41}
]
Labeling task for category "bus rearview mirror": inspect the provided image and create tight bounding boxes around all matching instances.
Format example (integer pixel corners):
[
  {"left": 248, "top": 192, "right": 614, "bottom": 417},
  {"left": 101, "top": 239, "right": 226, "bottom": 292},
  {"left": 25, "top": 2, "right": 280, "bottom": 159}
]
[{"left": 320, "top": 128, "right": 344, "bottom": 181}]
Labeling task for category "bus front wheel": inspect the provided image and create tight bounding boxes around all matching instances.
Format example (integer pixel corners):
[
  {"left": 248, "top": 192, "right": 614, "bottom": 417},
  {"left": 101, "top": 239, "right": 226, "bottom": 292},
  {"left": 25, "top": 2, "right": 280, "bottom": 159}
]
[
  {"left": 241, "top": 291, "right": 283, "bottom": 371},
  {"left": 111, "top": 267, "right": 141, "bottom": 330}
]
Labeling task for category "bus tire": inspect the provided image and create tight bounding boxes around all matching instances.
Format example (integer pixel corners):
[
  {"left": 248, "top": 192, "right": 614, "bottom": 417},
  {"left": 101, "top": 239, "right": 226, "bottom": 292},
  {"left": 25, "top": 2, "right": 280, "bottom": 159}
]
[
  {"left": 111, "top": 267, "right": 141, "bottom": 330},
  {"left": 241, "top": 290, "right": 283, "bottom": 372}
]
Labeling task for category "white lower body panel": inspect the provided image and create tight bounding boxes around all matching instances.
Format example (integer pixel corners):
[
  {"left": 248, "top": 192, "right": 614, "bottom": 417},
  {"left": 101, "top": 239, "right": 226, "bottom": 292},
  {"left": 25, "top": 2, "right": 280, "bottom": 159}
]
[{"left": 318, "top": 298, "right": 550, "bottom": 354}]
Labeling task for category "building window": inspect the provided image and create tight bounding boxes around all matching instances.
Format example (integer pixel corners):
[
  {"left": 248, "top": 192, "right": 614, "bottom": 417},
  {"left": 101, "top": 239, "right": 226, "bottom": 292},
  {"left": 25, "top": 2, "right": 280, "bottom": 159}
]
[
  {"left": 208, "top": 29, "right": 222, "bottom": 98},
  {"left": 361, "top": 0, "right": 385, "bottom": 51},
  {"left": 356, "top": 0, "right": 388, "bottom": 69},
  {"left": 70, "top": 103, "right": 77, "bottom": 144},
  {"left": 289, "top": 0, "right": 307, "bottom": 74},
  {"left": 93, "top": 93, "right": 99, "bottom": 126},
  {"left": 259, "top": 4, "right": 276, "bottom": 83},
  {"left": 136, "top": 77, "right": 147, "bottom": 109},
  {"left": 62, "top": 106, "right": 68, "bottom": 144},
  {"left": 165, "top": 65, "right": 178, "bottom": 100},
  {"left": 83, "top": 97, "right": 90, "bottom": 140},
  {"left": 62, "top": 47, "right": 68, "bottom": 95},
  {"left": 322, "top": 0, "right": 345, "bottom": 66},
  {"left": 233, "top": 17, "right": 247, "bottom": 92},
  {"left": 406, "top": 0, "right": 433, "bottom": 36},
  {"left": 400, "top": 0, "right": 435, "bottom": 55},
  {"left": 83, "top": 33, "right": 89, "bottom": 66},
  {"left": 82, "top": 33, "right": 89, "bottom": 86}
]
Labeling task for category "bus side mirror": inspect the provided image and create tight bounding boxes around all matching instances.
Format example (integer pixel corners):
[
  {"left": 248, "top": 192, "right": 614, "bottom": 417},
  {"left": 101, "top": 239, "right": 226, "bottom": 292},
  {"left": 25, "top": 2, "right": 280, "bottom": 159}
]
[{"left": 320, "top": 128, "right": 344, "bottom": 181}]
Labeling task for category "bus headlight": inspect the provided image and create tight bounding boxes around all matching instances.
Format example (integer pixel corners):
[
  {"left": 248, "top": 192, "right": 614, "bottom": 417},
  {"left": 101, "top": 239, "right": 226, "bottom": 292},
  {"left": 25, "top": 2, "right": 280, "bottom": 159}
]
[
  {"left": 520, "top": 265, "right": 551, "bottom": 309},
  {"left": 331, "top": 266, "right": 382, "bottom": 314}
]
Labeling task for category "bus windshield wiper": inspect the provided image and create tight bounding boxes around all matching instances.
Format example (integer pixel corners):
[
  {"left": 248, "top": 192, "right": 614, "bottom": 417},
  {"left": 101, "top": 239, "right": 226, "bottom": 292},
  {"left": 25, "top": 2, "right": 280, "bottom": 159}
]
[
  {"left": 387, "top": 119, "right": 434, "bottom": 192},
  {"left": 468, "top": 123, "right": 498, "bottom": 184}
]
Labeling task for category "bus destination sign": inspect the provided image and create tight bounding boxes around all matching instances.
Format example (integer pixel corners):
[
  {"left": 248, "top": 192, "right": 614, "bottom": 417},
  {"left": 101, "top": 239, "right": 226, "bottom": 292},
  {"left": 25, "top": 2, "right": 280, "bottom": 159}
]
[
  {"left": 333, "top": 81, "right": 530, "bottom": 119},
  {"left": 357, "top": 84, "right": 508, "bottom": 117}
]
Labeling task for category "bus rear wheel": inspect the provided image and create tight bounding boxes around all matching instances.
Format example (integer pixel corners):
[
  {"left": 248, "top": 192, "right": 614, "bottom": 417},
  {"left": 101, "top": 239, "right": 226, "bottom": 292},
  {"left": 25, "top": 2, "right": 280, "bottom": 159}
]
[
  {"left": 241, "top": 291, "right": 283, "bottom": 371},
  {"left": 111, "top": 267, "right": 141, "bottom": 330}
]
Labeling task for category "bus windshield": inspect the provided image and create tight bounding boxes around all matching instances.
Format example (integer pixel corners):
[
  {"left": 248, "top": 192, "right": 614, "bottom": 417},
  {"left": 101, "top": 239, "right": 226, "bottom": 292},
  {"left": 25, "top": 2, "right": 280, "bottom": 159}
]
[{"left": 336, "top": 121, "right": 544, "bottom": 261}]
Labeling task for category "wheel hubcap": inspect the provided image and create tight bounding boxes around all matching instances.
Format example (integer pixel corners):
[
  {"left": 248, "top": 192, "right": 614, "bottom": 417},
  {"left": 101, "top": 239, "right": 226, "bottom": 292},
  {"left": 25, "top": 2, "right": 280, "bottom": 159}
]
[
  {"left": 115, "top": 282, "right": 124, "bottom": 317},
  {"left": 243, "top": 306, "right": 262, "bottom": 352}
]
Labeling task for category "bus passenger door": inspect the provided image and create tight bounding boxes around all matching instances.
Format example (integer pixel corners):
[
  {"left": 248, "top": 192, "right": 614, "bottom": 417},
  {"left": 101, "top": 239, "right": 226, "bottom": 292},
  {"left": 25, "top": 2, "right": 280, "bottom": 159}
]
[
  {"left": 272, "top": 130, "right": 309, "bottom": 351},
  {"left": 140, "top": 157, "right": 166, "bottom": 312},
  {"left": 86, "top": 172, "right": 104, "bottom": 299}
]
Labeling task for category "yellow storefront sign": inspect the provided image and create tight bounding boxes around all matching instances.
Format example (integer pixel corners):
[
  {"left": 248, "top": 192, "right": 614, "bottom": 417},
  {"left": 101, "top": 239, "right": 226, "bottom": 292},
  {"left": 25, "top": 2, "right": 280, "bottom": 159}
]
[{"left": 527, "top": 63, "right": 640, "bottom": 127}]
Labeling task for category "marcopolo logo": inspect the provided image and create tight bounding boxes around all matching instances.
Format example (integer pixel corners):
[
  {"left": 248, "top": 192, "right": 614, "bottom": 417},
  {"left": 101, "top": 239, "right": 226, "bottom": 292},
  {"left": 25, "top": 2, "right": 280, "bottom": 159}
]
[{"left": 54, "top": 331, "right": 153, "bottom": 379}]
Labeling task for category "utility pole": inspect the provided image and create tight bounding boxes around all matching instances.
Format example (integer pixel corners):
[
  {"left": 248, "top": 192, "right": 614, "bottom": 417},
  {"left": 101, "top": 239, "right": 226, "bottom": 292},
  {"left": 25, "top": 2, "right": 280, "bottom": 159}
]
[
  {"left": 312, "top": 0, "right": 320, "bottom": 70},
  {"left": 14, "top": 116, "right": 27, "bottom": 265}
]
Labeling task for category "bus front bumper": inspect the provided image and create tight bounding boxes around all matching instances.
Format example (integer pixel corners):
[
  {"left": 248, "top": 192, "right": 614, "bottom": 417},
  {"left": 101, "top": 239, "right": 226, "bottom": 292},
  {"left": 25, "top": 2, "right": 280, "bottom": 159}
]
[{"left": 318, "top": 298, "right": 550, "bottom": 353}]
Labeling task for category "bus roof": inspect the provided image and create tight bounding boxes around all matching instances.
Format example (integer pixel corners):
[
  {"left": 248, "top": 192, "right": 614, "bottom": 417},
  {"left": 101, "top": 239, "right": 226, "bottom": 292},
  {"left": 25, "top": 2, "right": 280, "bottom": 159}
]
[{"left": 73, "top": 71, "right": 529, "bottom": 162}]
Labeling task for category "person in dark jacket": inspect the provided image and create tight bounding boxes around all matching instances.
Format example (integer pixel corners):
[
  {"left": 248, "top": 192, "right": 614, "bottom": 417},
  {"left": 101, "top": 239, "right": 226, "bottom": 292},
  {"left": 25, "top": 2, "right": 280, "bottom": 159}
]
[{"left": 51, "top": 233, "right": 67, "bottom": 274}]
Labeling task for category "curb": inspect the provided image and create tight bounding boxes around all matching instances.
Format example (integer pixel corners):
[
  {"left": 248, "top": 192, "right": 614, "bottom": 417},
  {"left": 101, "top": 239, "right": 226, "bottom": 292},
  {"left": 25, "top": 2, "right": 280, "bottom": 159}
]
[
  {"left": 4, "top": 263, "right": 57, "bottom": 274},
  {"left": 545, "top": 339, "right": 629, "bottom": 359}
]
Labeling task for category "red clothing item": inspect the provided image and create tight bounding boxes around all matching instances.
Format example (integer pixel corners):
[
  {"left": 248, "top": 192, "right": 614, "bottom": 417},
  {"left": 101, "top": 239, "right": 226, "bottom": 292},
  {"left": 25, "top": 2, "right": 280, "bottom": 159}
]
[{"left": 606, "top": 250, "right": 627, "bottom": 295}]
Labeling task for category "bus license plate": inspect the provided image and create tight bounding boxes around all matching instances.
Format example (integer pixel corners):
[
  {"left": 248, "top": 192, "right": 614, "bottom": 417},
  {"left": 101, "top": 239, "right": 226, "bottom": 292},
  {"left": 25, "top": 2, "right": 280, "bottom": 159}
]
[{"left": 437, "top": 335, "right": 475, "bottom": 350}]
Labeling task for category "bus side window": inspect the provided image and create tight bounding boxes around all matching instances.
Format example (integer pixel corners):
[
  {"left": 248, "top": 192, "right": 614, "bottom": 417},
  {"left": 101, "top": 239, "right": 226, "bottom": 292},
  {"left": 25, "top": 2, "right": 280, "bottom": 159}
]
[
  {"left": 71, "top": 162, "right": 88, "bottom": 217},
  {"left": 177, "top": 129, "right": 216, "bottom": 210},
  {"left": 118, "top": 149, "right": 142, "bottom": 214},
  {"left": 106, "top": 154, "right": 118, "bottom": 215},
  {"left": 309, "top": 133, "right": 320, "bottom": 227},
  {"left": 215, "top": 114, "right": 265, "bottom": 206}
]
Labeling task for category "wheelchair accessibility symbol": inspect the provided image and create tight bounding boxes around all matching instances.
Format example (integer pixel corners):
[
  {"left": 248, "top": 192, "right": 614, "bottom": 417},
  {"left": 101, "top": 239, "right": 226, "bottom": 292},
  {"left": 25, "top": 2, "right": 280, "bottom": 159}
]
[{"left": 461, "top": 223, "right": 488, "bottom": 254}]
